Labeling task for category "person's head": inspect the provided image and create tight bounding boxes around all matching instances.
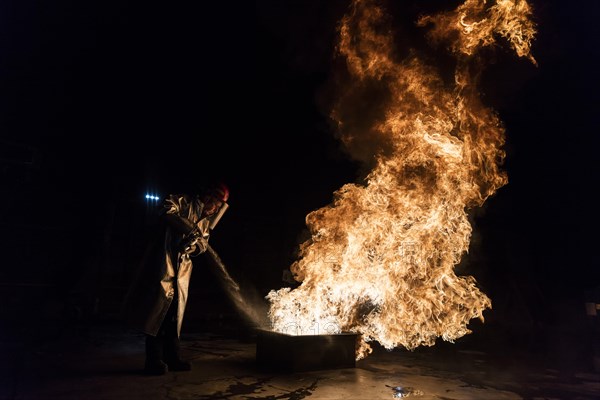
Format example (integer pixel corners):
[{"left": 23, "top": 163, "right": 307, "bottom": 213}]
[{"left": 200, "top": 182, "right": 229, "bottom": 218}]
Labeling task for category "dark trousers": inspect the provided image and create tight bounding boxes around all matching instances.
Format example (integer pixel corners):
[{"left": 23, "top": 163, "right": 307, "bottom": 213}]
[{"left": 145, "top": 299, "right": 181, "bottom": 363}]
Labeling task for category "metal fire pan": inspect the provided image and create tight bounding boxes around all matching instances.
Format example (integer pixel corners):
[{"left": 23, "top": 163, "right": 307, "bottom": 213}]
[{"left": 256, "top": 329, "right": 358, "bottom": 372}]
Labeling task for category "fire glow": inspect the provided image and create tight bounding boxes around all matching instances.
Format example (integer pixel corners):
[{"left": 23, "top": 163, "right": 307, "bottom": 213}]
[{"left": 267, "top": 0, "right": 536, "bottom": 360}]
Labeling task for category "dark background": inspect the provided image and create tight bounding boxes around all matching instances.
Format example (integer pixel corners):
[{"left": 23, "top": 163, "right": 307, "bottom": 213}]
[{"left": 1, "top": 0, "right": 599, "bottom": 358}]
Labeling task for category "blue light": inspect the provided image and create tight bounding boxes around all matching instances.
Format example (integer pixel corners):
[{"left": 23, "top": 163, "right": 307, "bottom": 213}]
[{"left": 145, "top": 194, "right": 160, "bottom": 201}]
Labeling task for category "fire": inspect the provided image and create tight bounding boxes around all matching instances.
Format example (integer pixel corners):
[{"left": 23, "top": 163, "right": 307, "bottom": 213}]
[
  {"left": 418, "top": 0, "right": 537, "bottom": 64},
  {"left": 266, "top": 0, "right": 536, "bottom": 360}
]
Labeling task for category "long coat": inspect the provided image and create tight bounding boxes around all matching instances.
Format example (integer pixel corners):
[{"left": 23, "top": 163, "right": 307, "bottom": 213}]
[{"left": 122, "top": 194, "right": 210, "bottom": 337}]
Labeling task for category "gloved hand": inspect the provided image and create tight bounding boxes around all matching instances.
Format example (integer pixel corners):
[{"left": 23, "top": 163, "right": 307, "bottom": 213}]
[{"left": 181, "top": 232, "right": 208, "bottom": 256}]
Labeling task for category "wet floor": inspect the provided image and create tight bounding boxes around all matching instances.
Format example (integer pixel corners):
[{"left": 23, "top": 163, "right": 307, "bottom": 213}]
[{"left": 1, "top": 321, "right": 600, "bottom": 400}]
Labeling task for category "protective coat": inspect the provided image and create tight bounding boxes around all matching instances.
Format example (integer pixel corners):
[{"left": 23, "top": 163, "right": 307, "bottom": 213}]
[{"left": 122, "top": 194, "right": 210, "bottom": 337}]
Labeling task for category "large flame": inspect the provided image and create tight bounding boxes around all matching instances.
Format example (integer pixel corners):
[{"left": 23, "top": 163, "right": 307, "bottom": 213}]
[{"left": 267, "top": 0, "right": 536, "bottom": 360}]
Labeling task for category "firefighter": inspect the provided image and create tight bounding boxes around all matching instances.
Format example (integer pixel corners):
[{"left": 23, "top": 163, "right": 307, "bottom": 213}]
[{"left": 122, "top": 183, "right": 230, "bottom": 375}]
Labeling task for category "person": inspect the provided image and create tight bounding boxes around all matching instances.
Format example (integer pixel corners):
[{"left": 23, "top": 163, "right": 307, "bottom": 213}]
[{"left": 121, "top": 182, "right": 230, "bottom": 375}]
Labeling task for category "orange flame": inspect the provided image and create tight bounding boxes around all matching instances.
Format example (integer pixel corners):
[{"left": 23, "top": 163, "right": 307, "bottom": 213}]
[
  {"left": 418, "top": 0, "right": 537, "bottom": 65},
  {"left": 267, "top": 0, "right": 536, "bottom": 360}
]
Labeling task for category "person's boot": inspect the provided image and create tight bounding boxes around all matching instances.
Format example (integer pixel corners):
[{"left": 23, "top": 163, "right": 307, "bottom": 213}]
[
  {"left": 165, "top": 358, "right": 192, "bottom": 371},
  {"left": 144, "top": 359, "right": 169, "bottom": 375},
  {"left": 145, "top": 334, "right": 169, "bottom": 375},
  {"left": 164, "top": 331, "right": 192, "bottom": 371}
]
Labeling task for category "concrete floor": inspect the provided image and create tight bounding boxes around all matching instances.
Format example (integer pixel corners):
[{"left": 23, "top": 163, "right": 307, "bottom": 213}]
[{"left": 2, "top": 321, "right": 600, "bottom": 400}]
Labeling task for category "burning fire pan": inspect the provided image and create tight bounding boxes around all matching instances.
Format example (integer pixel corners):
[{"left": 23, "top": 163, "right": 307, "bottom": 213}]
[{"left": 256, "top": 329, "right": 358, "bottom": 372}]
